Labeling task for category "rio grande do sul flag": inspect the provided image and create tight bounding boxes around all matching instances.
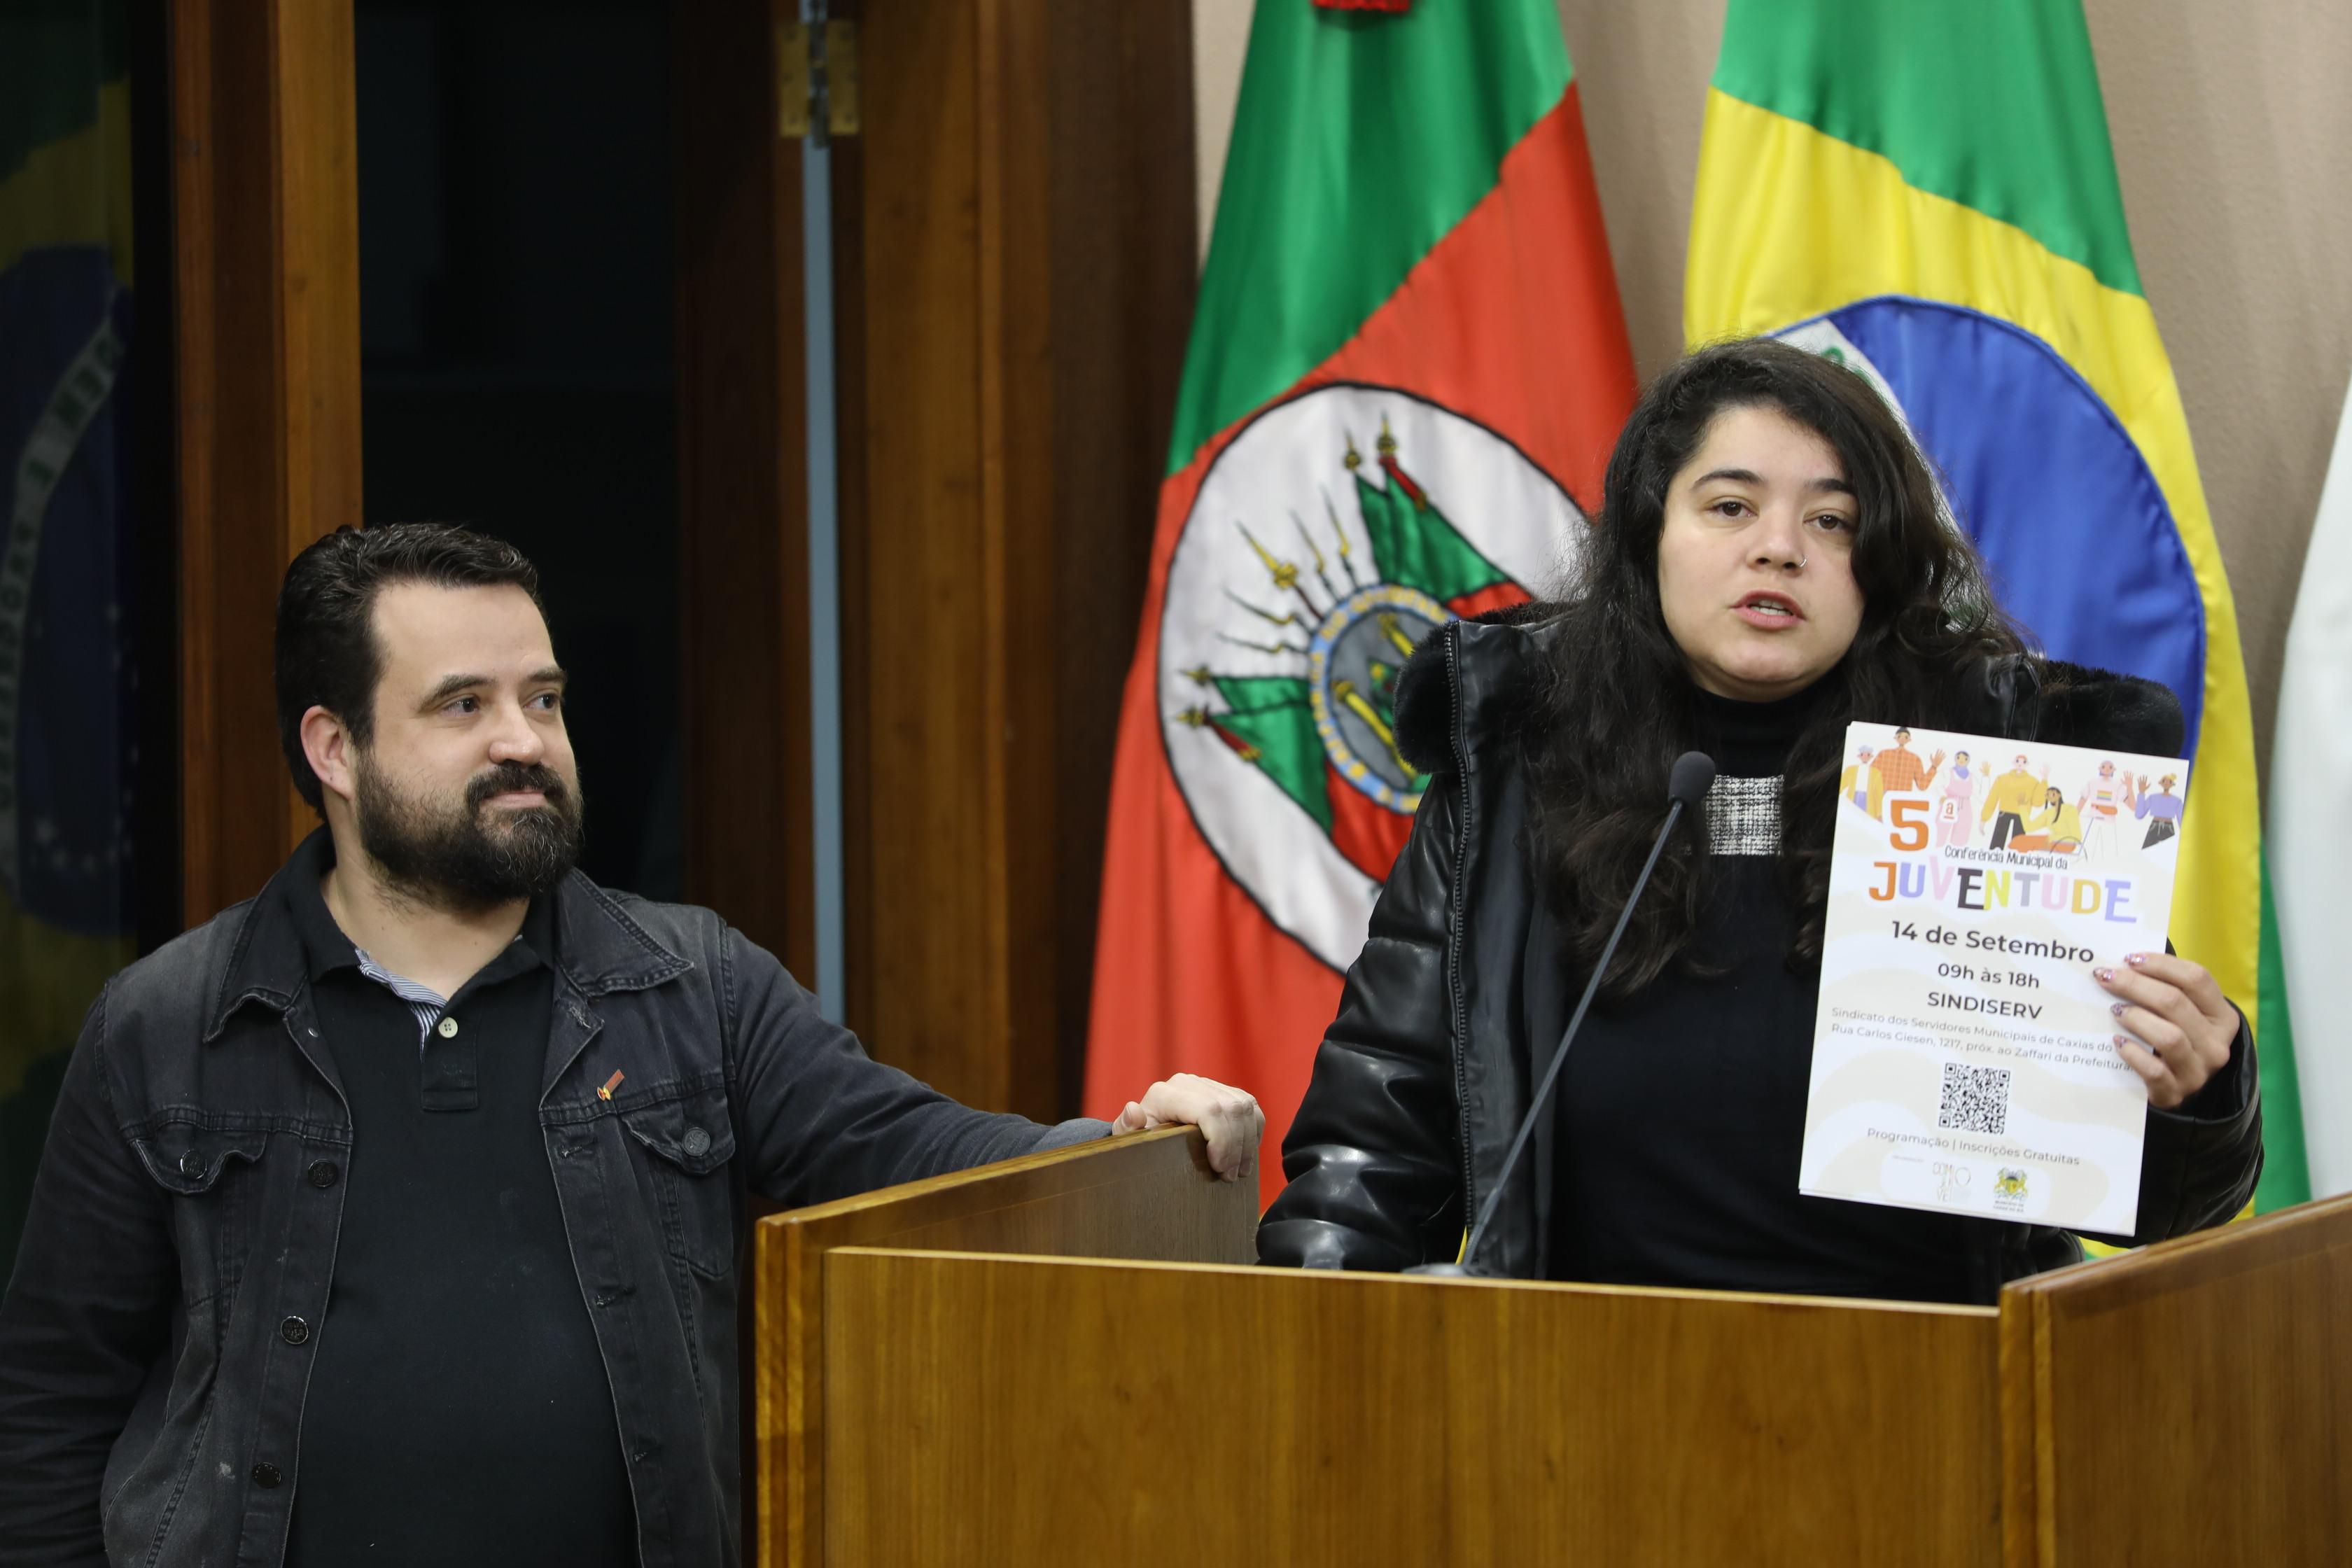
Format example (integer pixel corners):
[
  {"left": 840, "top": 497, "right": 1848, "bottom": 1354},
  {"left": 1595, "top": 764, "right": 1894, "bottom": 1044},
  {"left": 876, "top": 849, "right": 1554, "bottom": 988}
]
[
  {"left": 1687, "top": 0, "right": 2306, "bottom": 1210},
  {"left": 1084, "top": 0, "right": 1635, "bottom": 1203}
]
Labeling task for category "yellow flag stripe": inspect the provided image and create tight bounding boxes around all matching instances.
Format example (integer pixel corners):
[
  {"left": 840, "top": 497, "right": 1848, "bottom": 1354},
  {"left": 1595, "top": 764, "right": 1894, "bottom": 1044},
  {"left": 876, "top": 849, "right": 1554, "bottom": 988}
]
[
  {"left": 1686, "top": 89, "right": 2262, "bottom": 1030},
  {"left": 0, "top": 888, "right": 132, "bottom": 1104},
  {"left": 0, "top": 78, "right": 135, "bottom": 286}
]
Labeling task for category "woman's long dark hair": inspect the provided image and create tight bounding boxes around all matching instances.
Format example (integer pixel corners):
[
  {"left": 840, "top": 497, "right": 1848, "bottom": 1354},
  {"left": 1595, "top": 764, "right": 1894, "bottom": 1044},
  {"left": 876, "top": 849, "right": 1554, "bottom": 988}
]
[{"left": 1524, "top": 337, "right": 2024, "bottom": 999}]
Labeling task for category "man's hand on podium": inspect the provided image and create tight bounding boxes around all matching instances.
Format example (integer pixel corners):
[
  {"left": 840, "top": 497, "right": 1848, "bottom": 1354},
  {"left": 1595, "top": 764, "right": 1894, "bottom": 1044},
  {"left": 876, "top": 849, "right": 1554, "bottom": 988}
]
[{"left": 1110, "top": 1074, "right": 1266, "bottom": 1182}]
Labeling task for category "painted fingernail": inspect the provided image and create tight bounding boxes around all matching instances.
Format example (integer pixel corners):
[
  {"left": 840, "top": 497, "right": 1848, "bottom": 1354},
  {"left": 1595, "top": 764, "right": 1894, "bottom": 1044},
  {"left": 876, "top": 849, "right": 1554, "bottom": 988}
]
[
  {"left": 2125, "top": 953, "right": 2148, "bottom": 967},
  {"left": 2095, "top": 967, "right": 2115, "bottom": 983},
  {"left": 2114, "top": 1033, "right": 2132, "bottom": 1048},
  {"left": 2112, "top": 1002, "right": 2129, "bottom": 1017}
]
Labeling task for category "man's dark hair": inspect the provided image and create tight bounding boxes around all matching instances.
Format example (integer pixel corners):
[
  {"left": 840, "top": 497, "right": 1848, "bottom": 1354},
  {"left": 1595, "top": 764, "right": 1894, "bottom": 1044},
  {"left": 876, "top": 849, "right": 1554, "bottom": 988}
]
[{"left": 276, "top": 524, "right": 545, "bottom": 813}]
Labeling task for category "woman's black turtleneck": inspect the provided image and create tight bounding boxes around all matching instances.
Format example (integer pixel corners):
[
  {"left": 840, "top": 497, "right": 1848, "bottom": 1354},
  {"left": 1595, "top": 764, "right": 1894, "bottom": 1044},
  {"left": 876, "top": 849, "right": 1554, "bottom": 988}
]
[{"left": 1544, "top": 679, "right": 1975, "bottom": 1303}]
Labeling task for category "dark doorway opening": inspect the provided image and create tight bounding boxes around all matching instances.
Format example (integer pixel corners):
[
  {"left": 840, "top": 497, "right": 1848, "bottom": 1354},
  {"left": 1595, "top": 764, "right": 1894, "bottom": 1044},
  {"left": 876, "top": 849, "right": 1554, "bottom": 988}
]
[{"left": 355, "top": 0, "right": 680, "bottom": 899}]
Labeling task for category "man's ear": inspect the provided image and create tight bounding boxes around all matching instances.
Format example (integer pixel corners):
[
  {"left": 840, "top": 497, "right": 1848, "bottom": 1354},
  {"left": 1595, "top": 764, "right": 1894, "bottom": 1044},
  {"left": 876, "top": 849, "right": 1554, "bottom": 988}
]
[{"left": 302, "top": 706, "right": 358, "bottom": 806}]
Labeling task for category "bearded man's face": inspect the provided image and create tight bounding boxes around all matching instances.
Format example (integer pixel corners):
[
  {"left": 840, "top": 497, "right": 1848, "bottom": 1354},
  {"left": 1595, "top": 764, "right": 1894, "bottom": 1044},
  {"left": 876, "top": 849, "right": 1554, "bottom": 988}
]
[{"left": 333, "top": 581, "right": 585, "bottom": 910}]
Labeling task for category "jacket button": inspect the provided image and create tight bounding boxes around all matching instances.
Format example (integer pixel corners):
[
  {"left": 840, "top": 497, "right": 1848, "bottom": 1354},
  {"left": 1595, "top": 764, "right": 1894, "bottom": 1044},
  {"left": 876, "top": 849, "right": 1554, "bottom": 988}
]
[
  {"left": 177, "top": 1151, "right": 206, "bottom": 1179},
  {"left": 280, "top": 1316, "right": 310, "bottom": 1345},
  {"left": 306, "top": 1160, "right": 340, "bottom": 1189},
  {"left": 681, "top": 1126, "right": 710, "bottom": 1157},
  {"left": 251, "top": 1462, "right": 283, "bottom": 1488},
  {"left": 437, "top": 1016, "right": 460, "bottom": 1038}
]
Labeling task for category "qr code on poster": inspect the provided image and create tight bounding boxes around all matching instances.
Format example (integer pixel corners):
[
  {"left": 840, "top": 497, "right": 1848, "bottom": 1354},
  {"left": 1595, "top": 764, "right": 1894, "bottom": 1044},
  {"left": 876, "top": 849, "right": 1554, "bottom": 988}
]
[{"left": 1937, "top": 1061, "right": 2011, "bottom": 1135}]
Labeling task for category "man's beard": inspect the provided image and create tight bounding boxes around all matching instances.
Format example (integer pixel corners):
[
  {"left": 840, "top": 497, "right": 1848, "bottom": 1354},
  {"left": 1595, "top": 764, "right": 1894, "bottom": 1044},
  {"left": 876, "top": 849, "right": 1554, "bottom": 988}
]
[{"left": 353, "top": 754, "right": 585, "bottom": 911}]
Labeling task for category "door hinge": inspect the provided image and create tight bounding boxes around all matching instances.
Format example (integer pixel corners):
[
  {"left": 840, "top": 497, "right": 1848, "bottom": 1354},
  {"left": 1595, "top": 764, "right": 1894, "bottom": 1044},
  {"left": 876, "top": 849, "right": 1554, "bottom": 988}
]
[{"left": 778, "top": 18, "right": 860, "bottom": 142}]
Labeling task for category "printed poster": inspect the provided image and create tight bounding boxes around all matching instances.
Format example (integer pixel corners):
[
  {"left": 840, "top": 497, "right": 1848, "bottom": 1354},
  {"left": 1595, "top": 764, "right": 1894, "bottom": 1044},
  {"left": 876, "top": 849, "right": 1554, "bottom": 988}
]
[{"left": 1798, "top": 722, "right": 2190, "bottom": 1235}]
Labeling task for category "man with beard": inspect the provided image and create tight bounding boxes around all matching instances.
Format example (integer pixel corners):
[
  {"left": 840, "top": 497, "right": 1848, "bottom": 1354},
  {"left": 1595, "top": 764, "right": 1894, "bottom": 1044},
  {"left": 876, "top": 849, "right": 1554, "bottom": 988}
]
[{"left": 0, "top": 524, "right": 1262, "bottom": 1568}]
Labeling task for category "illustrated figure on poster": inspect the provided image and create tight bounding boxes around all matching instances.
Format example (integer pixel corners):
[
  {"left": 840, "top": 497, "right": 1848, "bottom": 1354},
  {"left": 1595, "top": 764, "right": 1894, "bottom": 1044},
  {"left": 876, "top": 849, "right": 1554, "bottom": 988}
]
[
  {"left": 1929, "top": 748, "right": 1975, "bottom": 849},
  {"left": 1839, "top": 744, "right": 1882, "bottom": 818},
  {"left": 2129, "top": 771, "right": 2185, "bottom": 848},
  {"left": 2008, "top": 783, "right": 2082, "bottom": 854},
  {"left": 1981, "top": 752, "right": 2042, "bottom": 850},
  {"left": 1870, "top": 726, "right": 1942, "bottom": 793},
  {"left": 2077, "top": 759, "right": 2126, "bottom": 859}
]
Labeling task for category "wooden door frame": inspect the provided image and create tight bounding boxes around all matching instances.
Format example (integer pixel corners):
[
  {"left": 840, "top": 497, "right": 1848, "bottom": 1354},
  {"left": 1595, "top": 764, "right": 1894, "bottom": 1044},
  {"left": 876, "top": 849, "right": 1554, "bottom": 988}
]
[{"left": 169, "top": 0, "right": 363, "bottom": 926}]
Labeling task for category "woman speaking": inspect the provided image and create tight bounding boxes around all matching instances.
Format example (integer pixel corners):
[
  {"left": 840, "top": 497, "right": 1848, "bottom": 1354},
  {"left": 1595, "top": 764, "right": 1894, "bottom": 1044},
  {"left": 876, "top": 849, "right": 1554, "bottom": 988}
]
[{"left": 1256, "top": 340, "right": 2262, "bottom": 1304}]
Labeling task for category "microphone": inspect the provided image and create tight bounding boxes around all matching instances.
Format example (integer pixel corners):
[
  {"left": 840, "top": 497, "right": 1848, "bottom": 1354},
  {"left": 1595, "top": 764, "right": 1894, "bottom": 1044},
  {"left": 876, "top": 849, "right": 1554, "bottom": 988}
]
[{"left": 1406, "top": 750, "right": 1716, "bottom": 1278}]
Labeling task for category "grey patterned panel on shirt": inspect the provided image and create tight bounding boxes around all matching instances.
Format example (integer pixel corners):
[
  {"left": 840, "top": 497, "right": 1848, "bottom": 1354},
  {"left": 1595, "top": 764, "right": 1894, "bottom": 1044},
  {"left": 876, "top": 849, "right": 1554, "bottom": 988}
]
[{"left": 1705, "top": 774, "right": 1783, "bottom": 858}]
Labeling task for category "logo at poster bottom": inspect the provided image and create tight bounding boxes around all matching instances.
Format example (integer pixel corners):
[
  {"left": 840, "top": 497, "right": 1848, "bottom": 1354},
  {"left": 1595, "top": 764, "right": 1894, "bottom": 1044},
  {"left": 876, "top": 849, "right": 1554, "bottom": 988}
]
[{"left": 1159, "top": 384, "right": 1585, "bottom": 969}]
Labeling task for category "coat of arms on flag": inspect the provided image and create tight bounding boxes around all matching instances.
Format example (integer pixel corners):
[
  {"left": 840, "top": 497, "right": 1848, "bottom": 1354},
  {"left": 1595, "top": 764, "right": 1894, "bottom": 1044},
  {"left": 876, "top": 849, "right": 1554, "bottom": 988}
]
[{"left": 1159, "top": 384, "right": 1581, "bottom": 970}]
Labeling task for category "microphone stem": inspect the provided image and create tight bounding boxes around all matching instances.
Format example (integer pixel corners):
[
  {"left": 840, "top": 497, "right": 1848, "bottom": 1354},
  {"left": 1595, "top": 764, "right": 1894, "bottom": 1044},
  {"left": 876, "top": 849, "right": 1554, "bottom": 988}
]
[{"left": 1459, "top": 797, "right": 1688, "bottom": 1269}]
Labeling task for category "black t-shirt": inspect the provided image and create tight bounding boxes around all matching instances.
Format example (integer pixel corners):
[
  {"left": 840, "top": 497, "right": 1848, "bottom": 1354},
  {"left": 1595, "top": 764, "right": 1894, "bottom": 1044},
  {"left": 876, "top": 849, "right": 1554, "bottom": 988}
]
[
  {"left": 281, "top": 837, "right": 638, "bottom": 1567},
  {"left": 1546, "top": 687, "right": 1974, "bottom": 1303}
]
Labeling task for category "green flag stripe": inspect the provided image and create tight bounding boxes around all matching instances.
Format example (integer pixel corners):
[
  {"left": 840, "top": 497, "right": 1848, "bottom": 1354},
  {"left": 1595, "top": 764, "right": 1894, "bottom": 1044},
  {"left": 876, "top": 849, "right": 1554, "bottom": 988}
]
[
  {"left": 1354, "top": 475, "right": 1509, "bottom": 604},
  {"left": 1712, "top": 0, "right": 2142, "bottom": 298},
  {"left": 0, "top": 4, "right": 127, "bottom": 186},
  {"left": 1212, "top": 704, "right": 1331, "bottom": 834},
  {"left": 1169, "top": 1, "right": 1572, "bottom": 471},
  {"left": 2253, "top": 858, "right": 2311, "bottom": 1212},
  {"left": 1209, "top": 675, "right": 1312, "bottom": 715}
]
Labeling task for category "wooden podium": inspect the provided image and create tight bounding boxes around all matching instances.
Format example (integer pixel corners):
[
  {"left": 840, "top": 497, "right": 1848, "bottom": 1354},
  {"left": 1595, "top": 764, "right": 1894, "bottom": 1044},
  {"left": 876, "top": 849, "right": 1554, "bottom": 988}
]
[{"left": 752, "top": 1128, "right": 2349, "bottom": 1566}]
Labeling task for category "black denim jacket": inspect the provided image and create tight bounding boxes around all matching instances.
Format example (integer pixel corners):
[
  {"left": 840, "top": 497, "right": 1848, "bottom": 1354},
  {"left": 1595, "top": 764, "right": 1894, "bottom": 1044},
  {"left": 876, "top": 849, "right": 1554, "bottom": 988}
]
[{"left": 0, "top": 837, "right": 1101, "bottom": 1567}]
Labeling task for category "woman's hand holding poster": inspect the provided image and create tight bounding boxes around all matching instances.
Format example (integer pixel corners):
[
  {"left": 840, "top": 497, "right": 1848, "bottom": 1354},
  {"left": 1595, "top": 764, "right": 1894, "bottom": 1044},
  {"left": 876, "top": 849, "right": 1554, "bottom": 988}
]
[{"left": 1798, "top": 722, "right": 2190, "bottom": 1234}]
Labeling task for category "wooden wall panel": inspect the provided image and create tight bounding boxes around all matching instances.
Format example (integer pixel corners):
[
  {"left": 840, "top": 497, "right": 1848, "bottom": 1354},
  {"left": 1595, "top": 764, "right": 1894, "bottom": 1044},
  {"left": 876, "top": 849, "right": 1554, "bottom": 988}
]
[
  {"left": 172, "top": 0, "right": 361, "bottom": 927},
  {"left": 1040, "top": 1, "right": 1198, "bottom": 1110},
  {"left": 847, "top": 0, "right": 1195, "bottom": 1117},
  {"left": 853, "top": 0, "right": 998, "bottom": 1105},
  {"left": 676, "top": 0, "right": 815, "bottom": 981},
  {"left": 671, "top": 0, "right": 1192, "bottom": 1106}
]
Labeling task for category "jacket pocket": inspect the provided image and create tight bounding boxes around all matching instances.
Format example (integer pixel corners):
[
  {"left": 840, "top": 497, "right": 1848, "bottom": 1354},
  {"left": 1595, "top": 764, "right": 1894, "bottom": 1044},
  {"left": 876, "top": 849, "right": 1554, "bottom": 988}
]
[
  {"left": 620, "top": 1086, "right": 737, "bottom": 1278},
  {"left": 130, "top": 1119, "right": 271, "bottom": 1315},
  {"left": 130, "top": 1122, "right": 269, "bottom": 1196}
]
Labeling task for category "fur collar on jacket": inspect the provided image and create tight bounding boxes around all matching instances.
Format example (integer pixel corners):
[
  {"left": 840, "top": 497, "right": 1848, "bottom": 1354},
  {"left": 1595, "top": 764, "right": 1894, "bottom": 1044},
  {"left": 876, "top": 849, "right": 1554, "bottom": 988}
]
[{"left": 1390, "top": 601, "right": 2186, "bottom": 776}]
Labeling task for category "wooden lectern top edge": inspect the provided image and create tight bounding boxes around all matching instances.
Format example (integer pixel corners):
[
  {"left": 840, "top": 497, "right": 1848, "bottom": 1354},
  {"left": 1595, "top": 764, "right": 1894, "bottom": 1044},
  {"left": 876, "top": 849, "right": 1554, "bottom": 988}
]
[
  {"left": 754, "top": 1124, "right": 1212, "bottom": 1233},
  {"left": 820, "top": 1244, "right": 2002, "bottom": 1317},
  {"left": 2001, "top": 1189, "right": 2352, "bottom": 1310}
]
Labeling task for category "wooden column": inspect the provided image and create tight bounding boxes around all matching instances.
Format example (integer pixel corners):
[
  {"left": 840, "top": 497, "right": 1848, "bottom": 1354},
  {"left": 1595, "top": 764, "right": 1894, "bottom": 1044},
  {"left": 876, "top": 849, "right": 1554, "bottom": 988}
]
[
  {"left": 844, "top": 0, "right": 1194, "bottom": 1116},
  {"left": 171, "top": 0, "right": 362, "bottom": 925}
]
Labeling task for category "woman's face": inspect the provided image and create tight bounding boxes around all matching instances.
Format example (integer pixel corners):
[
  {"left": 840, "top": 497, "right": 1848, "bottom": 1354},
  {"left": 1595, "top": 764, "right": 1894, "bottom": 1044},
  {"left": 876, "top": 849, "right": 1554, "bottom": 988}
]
[{"left": 1656, "top": 404, "right": 1867, "bottom": 702}]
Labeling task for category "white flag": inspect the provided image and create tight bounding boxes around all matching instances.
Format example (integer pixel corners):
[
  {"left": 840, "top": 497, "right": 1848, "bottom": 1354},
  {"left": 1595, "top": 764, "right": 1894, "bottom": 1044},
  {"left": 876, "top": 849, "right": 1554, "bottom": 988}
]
[{"left": 2272, "top": 380, "right": 2352, "bottom": 1198}]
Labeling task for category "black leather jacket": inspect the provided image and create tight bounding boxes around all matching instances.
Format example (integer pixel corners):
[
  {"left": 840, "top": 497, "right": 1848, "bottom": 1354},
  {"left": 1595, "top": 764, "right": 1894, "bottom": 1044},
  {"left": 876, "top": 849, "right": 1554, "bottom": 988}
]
[
  {"left": 1257, "top": 610, "right": 2262, "bottom": 1299},
  {"left": 0, "top": 836, "right": 1102, "bottom": 1567}
]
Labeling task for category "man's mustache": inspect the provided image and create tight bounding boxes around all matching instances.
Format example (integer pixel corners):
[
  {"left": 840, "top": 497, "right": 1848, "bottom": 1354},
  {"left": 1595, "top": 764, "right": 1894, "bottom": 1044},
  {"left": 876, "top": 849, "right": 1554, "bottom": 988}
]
[{"left": 465, "top": 764, "right": 570, "bottom": 811}]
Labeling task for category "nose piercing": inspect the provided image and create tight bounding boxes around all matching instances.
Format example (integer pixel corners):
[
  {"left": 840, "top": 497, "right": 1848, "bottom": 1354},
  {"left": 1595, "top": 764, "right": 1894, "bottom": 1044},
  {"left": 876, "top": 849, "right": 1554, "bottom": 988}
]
[{"left": 1794, "top": 553, "right": 1807, "bottom": 570}]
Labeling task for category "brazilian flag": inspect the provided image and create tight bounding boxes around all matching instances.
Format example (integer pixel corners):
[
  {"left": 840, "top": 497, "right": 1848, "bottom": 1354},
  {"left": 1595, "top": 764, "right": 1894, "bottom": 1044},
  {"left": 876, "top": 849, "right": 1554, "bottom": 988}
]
[
  {"left": 1688, "top": 0, "right": 2308, "bottom": 1212},
  {"left": 1, "top": 0, "right": 141, "bottom": 1277}
]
